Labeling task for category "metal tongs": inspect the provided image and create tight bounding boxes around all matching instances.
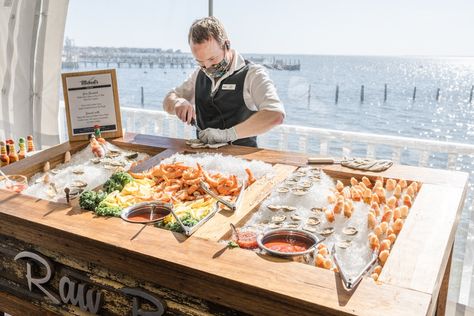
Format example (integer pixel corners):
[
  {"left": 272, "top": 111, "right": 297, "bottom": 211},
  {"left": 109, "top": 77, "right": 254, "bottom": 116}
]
[
  {"left": 199, "top": 179, "right": 246, "bottom": 212},
  {"left": 167, "top": 179, "right": 246, "bottom": 237},
  {"left": 331, "top": 245, "right": 378, "bottom": 291}
]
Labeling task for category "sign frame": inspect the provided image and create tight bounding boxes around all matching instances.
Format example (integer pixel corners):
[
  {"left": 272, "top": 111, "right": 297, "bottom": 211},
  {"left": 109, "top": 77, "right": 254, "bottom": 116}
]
[{"left": 61, "top": 69, "right": 123, "bottom": 142}]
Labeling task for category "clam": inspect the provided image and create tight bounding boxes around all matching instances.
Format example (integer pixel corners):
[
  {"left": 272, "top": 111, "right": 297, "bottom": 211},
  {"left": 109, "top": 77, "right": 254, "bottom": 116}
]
[
  {"left": 318, "top": 227, "right": 335, "bottom": 236},
  {"left": 342, "top": 226, "right": 358, "bottom": 236},
  {"left": 71, "top": 180, "right": 87, "bottom": 188},
  {"left": 267, "top": 204, "right": 281, "bottom": 211},
  {"left": 286, "top": 222, "right": 300, "bottom": 229},
  {"left": 302, "top": 225, "right": 317, "bottom": 233},
  {"left": 271, "top": 215, "right": 286, "bottom": 223},
  {"left": 268, "top": 222, "right": 282, "bottom": 229},
  {"left": 306, "top": 217, "right": 321, "bottom": 226},
  {"left": 72, "top": 168, "right": 84, "bottom": 175},
  {"left": 291, "top": 187, "right": 308, "bottom": 196},
  {"left": 281, "top": 205, "right": 297, "bottom": 212},
  {"left": 336, "top": 240, "right": 352, "bottom": 249},
  {"left": 276, "top": 186, "right": 290, "bottom": 193},
  {"left": 290, "top": 214, "right": 303, "bottom": 221}
]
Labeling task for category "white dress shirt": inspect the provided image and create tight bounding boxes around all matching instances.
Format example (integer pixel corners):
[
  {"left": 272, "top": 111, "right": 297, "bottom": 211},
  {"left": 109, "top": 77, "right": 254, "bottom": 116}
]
[{"left": 163, "top": 49, "right": 285, "bottom": 116}]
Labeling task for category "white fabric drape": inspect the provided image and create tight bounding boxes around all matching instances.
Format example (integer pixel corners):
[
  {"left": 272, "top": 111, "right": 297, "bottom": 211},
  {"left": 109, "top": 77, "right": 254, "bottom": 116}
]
[{"left": 0, "top": 0, "right": 69, "bottom": 148}]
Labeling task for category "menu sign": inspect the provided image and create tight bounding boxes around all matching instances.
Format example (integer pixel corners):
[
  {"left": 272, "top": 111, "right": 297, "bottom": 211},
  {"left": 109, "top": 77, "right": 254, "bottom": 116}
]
[{"left": 62, "top": 69, "right": 123, "bottom": 141}]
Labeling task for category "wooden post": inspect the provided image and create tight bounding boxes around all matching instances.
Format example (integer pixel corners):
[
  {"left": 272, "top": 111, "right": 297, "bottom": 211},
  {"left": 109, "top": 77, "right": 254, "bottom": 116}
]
[
  {"left": 469, "top": 85, "right": 473, "bottom": 103},
  {"left": 436, "top": 88, "right": 440, "bottom": 101},
  {"left": 307, "top": 84, "right": 311, "bottom": 109},
  {"left": 360, "top": 85, "right": 364, "bottom": 103},
  {"left": 412, "top": 87, "right": 417, "bottom": 101},
  {"left": 384, "top": 84, "right": 387, "bottom": 102},
  {"left": 141, "top": 87, "right": 144, "bottom": 108},
  {"left": 335, "top": 85, "right": 339, "bottom": 104}
]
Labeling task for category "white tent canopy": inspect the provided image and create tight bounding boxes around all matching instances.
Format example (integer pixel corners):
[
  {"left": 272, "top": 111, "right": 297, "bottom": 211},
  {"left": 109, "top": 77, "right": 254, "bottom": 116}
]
[{"left": 0, "top": 0, "right": 68, "bottom": 148}]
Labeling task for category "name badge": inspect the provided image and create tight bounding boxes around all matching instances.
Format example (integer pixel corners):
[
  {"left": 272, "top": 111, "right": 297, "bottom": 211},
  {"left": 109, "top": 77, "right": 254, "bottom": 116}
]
[{"left": 222, "top": 84, "right": 236, "bottom": 90}]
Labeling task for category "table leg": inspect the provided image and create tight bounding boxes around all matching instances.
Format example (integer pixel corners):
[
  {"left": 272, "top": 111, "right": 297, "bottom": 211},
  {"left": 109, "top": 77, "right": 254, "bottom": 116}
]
[{"left": 436, "top": 245, "right": 453, "bottom": 316}]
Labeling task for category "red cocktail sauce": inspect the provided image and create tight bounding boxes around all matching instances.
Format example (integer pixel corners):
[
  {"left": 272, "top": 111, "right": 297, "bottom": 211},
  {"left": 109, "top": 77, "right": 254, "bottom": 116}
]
[{"left": 263, "top": 239, "right": 309, "bottom": 253}]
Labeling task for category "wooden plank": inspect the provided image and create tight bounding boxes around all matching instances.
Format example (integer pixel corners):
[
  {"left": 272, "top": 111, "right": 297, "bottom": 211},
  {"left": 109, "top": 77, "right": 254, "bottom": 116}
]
[
  {"left": 0, "top": 190, "right": 431, "bottom": 316},
  {"left": 0, "top": 291, "right": 57, "bottom": 316},
  {"left": 379, "top": 184, "right": 467, "bottom": 296},
  {"left": 193, "top": 164, "right": 297, "bottom": 241}
]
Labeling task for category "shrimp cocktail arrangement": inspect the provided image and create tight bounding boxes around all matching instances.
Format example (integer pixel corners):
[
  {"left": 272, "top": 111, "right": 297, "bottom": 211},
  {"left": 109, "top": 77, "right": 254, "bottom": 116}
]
[
  {"left": 231, "top": 166, "right": 421, "bottom": 289},
  {"left": 79, "top": 152, "right": 271, "bottom": 235}
]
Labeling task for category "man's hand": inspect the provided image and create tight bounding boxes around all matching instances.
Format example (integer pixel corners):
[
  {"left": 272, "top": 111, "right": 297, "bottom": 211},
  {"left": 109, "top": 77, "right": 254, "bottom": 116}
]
[
  {"left": 198, "top": 127, "right": 238, "bottom": 144},
  {"left": 174, "top": 99, "right": 195, "bottom": 124}
]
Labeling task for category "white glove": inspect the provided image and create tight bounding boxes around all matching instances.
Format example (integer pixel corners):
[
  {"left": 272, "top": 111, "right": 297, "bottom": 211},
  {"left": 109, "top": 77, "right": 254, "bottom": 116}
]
[{"left": 198, "top": 127, "right": 238, "bottom": 144}]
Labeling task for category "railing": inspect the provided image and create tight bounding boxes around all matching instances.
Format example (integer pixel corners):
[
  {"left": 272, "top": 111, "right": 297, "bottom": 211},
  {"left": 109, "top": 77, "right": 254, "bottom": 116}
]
[{"left": 115, "top": 106, "right": 474, "bottom": 171}]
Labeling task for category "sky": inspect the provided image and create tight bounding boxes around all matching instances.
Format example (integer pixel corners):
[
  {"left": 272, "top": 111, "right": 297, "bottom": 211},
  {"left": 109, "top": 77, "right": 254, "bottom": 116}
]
[{"left": 64, "top": 0, "right": 474, "bottom": 56}]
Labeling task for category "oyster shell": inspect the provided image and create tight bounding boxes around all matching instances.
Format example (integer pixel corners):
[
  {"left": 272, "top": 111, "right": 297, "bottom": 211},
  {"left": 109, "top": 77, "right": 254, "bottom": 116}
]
[
  {"left": 303, "top": 225, "right": 317, "bottom": 233},
  {"left": 271, "top": 215, "right": 286, "bottom": 223},
  {"left": 71, "top": 180, "right": 87, "bottom": 188},
  {"left": 306, "top": 217, "right": 321, "bottom": 226},
  {"left": 72, "top": 168, "right": 84, "bottom": 175},
  {"left": 268, "top": 222, "right": 282, "bottom": 229},
  {"left": 290, "top": 214, "right": 303, "bottom": 221},
  {"left": 276, "top": 186, "right": 290, "bottom": 193},
  {"left": 286, "top": 222, "right": 300, "bottom": 229},
  {"left": 90, "top": 158, "right": 101, "bottom": 164},
  {"left": 342, "top": 226, "right": 358, "bottom": 236},
  {"left": 318, "top": 227, "right": 335, "bottom": 236},
  {"left": 267, "top": 204, "right": 281, "bottom": 211},
  {"left": 106, "top": 150, "right": 121, "bottom": 158},
  {"left": 281, "top": 205, "right": 297, "bottom": 212},
  {"left": 300, "top": 181, "right": 312, "bottom": 189},
  {"left": 126, "top": 153, "right": 138, "bottom": 160},
  {"left": 311, "top": 207, "right": 326, "bottom": 213},
  {"left": 109, "top": 160, "right": 125, "bottom": 167},
  {"left": 50, "top": 169, "right": 60, "bottom": 175},
  {"left": 291, "top": 187, "right": 308, "bottom": 196},
  {"left": 336, "top": 240, "right": 352, "bottom": 249},
  {"left": 294, "top": 171, "right": 307, "bottom": 177}
]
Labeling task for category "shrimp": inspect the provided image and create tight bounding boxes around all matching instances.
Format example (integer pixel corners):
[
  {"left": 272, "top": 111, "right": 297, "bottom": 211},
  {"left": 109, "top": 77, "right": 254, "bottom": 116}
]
[
  {"left": 373, "top": 265, "right": 382, "bottom": 275},
  {"left": 381, "top": 210, "right": 393, "bottom": 223},
  {"left": 400, "top": 205, "right": 409, "bottom": 218},
  {"left": 371, "top": 193, "right": 380, "bottom": 204},
  {"left": 336, "top": 180, "right": 344, "bottom": 192},
  {"left": 380, "top": 239, "right": 391, "bottom": 252},
  {"left": 386, "top": 196, "right": 398, "bottom": 209},
  {"left": 368, "top": 212, "right": 377, "bottom": 229},
  {"left": 371, "top": 273, "right": 379, "bottom": 281},
  {"left": 325, "top": 208, "right": 335, "bottom": 222},
  {"left": 350, "top": 177, "right": 358, "bottom": 186},
  {"left": 245, "top": 168, "right": 256, "bottom": 186},
  {"left": 393, "top": 207, "right": 401, "bottom": 221},
  {"left": 362, "top": 188, "right": 372, "bottom": 204},
  {"left": 393, "top": 219, "right": 403, "bottom": 235},
  {"left": 350, "top": 187, "right": 361, "bottom": 201},
  {"left": 362, "top": 176, "right": 372, "bottom": 188},
  {"left": 387, "top": 233, "right": 397, "bottom": 244},
  {"left": 385, "top": 178, "right": 397, "bottom": 191},
  {"left": 378, "top": 250, "right": 389, "bottom": 265},
  {"left": 369, "top": 233, "right": 380, "bottom": 250},
  {"left": 398, "top": 179, "right": 408, "bottom": 189},
  {"left": 402, "top": 194, "right": 412, "bottom": 207}
]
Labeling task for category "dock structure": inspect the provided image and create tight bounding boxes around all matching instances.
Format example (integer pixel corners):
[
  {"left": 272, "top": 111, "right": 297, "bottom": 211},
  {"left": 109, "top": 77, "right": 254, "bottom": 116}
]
[{"left": 62, "top": 40, "right": 195, "bottom": 69}]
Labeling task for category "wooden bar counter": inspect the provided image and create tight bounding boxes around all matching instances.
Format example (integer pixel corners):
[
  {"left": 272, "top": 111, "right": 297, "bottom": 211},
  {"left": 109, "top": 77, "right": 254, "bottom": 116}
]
[{"left": 0, "top": 133, "right": 469, "bottom": 316}]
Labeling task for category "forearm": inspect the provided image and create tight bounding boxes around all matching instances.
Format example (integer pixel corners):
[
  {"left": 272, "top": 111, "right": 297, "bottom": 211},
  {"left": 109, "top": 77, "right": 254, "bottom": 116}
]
[
  {"left": 163, "top": 92, "right": 184, "bottom": 115},
  {"left": 234, "top": 110, "right": 284, "bottom": 139}
]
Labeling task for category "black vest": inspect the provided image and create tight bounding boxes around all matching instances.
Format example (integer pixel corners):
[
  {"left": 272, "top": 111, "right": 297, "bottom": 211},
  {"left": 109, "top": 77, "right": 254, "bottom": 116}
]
[{"left": 195, "top": 61, "right": 257, "bottom": 147}]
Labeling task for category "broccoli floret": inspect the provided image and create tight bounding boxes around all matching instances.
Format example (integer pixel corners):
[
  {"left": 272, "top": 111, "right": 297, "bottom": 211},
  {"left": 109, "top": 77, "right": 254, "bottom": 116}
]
[
  {"left": 95, "top": 201, "right": 122, "bottom": 217},
  {"left": 103, "top": 171, "right": 133, "bottom": 194},
  {"left": 79, "top": 190, "right": 107, "bottom": 211},
  {"left": 165, "top": 213, "right": 199, "bottom": 232}
]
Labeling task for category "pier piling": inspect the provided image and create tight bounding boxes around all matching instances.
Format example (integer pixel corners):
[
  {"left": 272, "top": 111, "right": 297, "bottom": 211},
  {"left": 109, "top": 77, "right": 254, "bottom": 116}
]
[
  {"left": 436, "top": 88, "right": 440, "bottom": 101},
  {"left": 384, "top": 84, "right": 387, "bottom": 102},
  {"left": 335, "top": 85, "right": 339, "bottom": 104},
  {"left": 307, "top": 84, "right": 311, "bottom": 109},
  {"left": 360, "top": 85, "right": 364, "bottom": 103},
  {"left": 469, "top": 85, "right": 473, "bottom": 103},
  {"left": 141, "top": 87, "right": 144, "bottom": 108},
  {"left": 412, "top": 87, "right": 417, "bottom": 101}
]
